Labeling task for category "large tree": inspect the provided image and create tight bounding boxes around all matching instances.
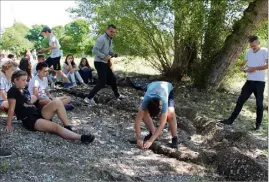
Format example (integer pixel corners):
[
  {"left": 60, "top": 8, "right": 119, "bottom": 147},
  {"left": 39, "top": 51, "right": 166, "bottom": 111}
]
[
  {"left": 69, "top": 0, "right": 267, "bottom": 90},
  {"left": 60, "top": 19, "right": 92, "bottom": 56},
  {"left": 203, "top": 0, "right": 268, "bottom": 90},
  {"left": 1, "top": 22, "right": 33, "bottom": 56}
]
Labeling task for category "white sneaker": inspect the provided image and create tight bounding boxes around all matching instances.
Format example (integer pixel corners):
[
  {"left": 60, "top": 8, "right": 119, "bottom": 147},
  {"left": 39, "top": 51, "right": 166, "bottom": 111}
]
[
  {"left": 118, "top": 94, "right": 128, "bottom": 100},
  {"left": 84, "top": 97, "right": 97, "bottom": 105},
  {"left": 51, "top": 82, "right": 55, "bottom": 89}
]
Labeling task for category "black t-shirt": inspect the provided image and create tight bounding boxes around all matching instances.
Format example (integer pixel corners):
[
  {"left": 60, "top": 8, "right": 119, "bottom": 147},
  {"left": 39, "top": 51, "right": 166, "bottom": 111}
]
[{"left": 7, "top": 87, "right": 38, "bottom": 120}]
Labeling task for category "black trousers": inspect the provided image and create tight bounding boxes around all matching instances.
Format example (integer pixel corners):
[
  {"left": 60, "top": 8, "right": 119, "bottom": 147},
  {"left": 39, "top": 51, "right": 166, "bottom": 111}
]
[
  {"left": 229, "top": 80, "right": 265, "bottom": 127},
  {"left": 87, "top": 62, "right": 120, "bottom": 99}
]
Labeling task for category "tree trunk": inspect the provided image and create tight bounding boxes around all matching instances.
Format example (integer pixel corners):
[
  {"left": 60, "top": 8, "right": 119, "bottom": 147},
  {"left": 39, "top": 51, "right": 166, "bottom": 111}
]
[
  {"left": 169, "top": 0, "right": 199, "bottom": 80},
  {"left": 204, "top": 0, "right": 268, "bottom": 91}
]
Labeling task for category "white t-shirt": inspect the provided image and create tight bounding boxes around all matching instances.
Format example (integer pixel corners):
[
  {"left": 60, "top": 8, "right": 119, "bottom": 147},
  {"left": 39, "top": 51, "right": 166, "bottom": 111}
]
[
  {"left": 28, "top": 75, "right": 49, "bottom": 99},
  {"left": 0, "top": 72, "right": 12, "bottom": 101},
  {"left": 49, "top": 34, "right": 61, "bottom": 58},
  {"left": 245, "top": 47, "right": 268, "bottom": 82},
  {"left": 32, "top": 63, "right": 38, "bottom": 76}
]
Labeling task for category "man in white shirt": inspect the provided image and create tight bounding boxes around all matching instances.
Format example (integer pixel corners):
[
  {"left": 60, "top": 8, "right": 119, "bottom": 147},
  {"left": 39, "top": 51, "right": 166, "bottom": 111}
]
[
  {"left": 28, "top": 62, "right": 74, "bottom": 110},
  {"left": 221, "top": 35, "right": 268, "bottom": 131}
]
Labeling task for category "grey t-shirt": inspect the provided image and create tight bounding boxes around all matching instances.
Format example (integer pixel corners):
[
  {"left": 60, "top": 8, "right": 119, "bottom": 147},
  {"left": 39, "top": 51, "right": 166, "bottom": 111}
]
[{"left": 49, "top": 34, "right": 61, "bottom": 58}]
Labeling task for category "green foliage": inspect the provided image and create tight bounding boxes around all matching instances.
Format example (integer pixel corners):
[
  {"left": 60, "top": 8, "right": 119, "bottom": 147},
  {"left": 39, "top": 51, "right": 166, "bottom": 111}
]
[
  {"left": 1, "top": 22, "right": 33, "bottom": 56},
  {"left": 68, "top": 0, "right": 255, "bottom": 80},
  {"left": 60, "top": 19, "right": 92, "bottom": 56},
  {"left": 25, "top": 24, "right": 45, "bottom": 49}
]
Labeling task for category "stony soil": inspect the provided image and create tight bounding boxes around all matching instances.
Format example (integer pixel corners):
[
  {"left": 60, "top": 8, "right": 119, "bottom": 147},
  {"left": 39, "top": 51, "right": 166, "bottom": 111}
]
[{"left": 0, "top": 79, "right": 267, "bottom": 181}]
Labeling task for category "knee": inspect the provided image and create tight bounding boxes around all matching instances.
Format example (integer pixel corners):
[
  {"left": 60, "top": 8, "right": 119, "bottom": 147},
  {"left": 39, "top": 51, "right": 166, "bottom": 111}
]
[
  {"left": 53, "top": 98, "right": 64, "bottom": 106},
  {"left": 167, "top": 108, "right": 175, "bottom": 121},
  {"left": 65, "top": 96, "right": 71, "bottom": 103},
  {"left": 51, "top": 122, "right": 61, "bottom": 133}
]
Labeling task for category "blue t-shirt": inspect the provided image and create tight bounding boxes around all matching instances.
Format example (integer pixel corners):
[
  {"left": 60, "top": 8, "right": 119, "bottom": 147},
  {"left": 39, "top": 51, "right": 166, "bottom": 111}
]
[{"left": 141, "top": 81, "right": 173, "bottom": 114}]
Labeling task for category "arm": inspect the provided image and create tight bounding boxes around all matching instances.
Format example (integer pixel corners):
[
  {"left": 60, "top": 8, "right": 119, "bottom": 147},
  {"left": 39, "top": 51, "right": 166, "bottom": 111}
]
[
  {"left": 45, "top": 89, "right": 53, "bottom": 100},
  {"left": 33, "top": 87, "right": 44, "bottom": 100},
  {"left": 255, "top": 59, "right": 268, "bottom": 70},
  {"left": 135, "top": 106, "right": 146, "bottom": 149},
  {"left": 6, "top": 99, "right": 16, "bottom": 132},
  {"left": 240, "top": 60, "right": 248, "bottom": 71},
  {"left": 44, "top": 36, "right": 57, "bottom": 51},
  {"left": 143, "top": 113, "right": 168, "bottom": 149},
  {"left": 0, "top": 90, "right": 7, "bottom": 101},
  {"left": 135, "top": 106, "right": 145, "bottom": 140}
]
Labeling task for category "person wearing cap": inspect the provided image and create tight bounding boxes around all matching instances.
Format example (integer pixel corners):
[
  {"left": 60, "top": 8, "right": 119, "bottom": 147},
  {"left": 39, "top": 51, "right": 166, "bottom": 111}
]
[{"left": 40, "top": 26, "right": 73, "bottom": 88}]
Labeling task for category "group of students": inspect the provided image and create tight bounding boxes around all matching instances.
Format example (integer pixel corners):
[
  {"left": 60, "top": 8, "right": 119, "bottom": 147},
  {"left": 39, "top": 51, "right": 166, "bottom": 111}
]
[
  {"left": 1, "top": 61, "right": 179, "bottom": 148},
  {"left": 1, "top": 23, "right": 266, "bottom": 153},
  {"left": 0, "top": 24, "right": 180, "bottom": 150}
]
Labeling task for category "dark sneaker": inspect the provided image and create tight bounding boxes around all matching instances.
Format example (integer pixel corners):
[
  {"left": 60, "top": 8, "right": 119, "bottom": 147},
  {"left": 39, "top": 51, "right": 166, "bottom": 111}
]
[
  {"left": 64, "top": 125, "right": 73, "bottom": 131},
  {"left": 63, "top": 83, "right": 75, "bottom": 89},
  {"left": 81, "top": 134, "right": 95, "bottom": 144},
  {"left": 255, "top": 125, "right": 262, "bottom": 131},
  {"left": 171, "top": 136, "right": 179, "bottom": 148},
  {"left": 64, "top": 104, "right": 75, "bottom": 111},
  {"left": 0, "top": 148, "right": 12, "bottom": 158},
  {"left": 220, "top": 119, "right": 233, "bottom": 125}
]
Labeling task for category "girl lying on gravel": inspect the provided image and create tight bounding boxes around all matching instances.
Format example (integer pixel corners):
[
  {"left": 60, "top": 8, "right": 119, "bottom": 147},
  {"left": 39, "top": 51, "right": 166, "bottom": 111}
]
[{"left": 5, "top": 70, "right": 95, "bottom": 144}]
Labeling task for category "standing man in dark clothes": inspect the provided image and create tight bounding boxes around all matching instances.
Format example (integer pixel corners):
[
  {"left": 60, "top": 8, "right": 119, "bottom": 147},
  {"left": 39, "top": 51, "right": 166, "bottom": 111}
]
[
  {"left": 84, "top": 24, "right": 127, "bottom": 105},
  {"left": 220, "top": 35, "right": 268, "bottom": 131}
]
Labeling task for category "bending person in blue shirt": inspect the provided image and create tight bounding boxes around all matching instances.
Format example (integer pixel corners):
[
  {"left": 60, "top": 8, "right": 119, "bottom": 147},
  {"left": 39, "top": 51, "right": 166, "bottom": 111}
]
[{"left": 134, "top": 81, "right": 179, "bottom": 149}]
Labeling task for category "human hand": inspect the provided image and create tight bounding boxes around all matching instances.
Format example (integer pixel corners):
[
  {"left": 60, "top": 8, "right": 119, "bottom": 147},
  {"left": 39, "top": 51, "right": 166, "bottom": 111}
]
[
  {"left": 5, "top": 124, "right": 13, "bottom": 133},
  {"left": 246, "top": 67, "right": 256, "bottom": 73},
  {"left": 104, "top": 55, "right": 111, "bottom": 61},
  {"left": 143, "top": 141, "right": 153, "bottom": 149},
  {"left": 137, "top": 139, "right": 144, "bottom": 149}
]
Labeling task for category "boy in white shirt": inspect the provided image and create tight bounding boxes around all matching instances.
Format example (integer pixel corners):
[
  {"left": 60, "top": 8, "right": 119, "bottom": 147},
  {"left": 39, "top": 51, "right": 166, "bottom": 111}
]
[
  {"left": 32, "top": 54, "right": 55, "bottom": 88},
  {"left": 28, "top": 62, "right": 74, "bottom": 110},
  {"left": 221, "top": 35, "right": 268, "bottom": 131}
]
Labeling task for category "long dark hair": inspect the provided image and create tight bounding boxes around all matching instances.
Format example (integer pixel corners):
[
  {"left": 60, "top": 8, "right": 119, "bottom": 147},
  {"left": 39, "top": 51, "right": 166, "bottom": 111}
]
[
  {"left": 19, "top": 57, "right": 32, "bottom": 80},
  {"left": 64, "top": 54, "right": 75, "bottom": 66},
  {"left": 79, "top": 57, "right": 90, "bottom": 68}
]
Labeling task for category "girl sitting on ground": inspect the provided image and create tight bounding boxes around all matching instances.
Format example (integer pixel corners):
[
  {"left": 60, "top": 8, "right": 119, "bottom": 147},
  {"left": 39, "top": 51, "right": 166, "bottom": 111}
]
[
  {"left": 0, "top": 61, "right": 18, "bottom": 110},
  {"left": 5, "top": 70, "right": 95, "bottom": 144},
  {"left": 19, "top": 57, "right": 33, "bottom": 82},
  {"left": 62, "top": 54, "right": 86, "bottom": 87},
  {"left": 78, "top": 58, "right": 94, "bottom": 84}
]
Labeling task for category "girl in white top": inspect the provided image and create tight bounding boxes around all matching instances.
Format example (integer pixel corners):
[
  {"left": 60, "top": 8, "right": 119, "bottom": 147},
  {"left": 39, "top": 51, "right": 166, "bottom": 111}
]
[
  {"left": 0, "top": 61, "right": 17, "bottom": 109},
  {"left": 62, "top": 54, "right": 85, "bottom": 87}
]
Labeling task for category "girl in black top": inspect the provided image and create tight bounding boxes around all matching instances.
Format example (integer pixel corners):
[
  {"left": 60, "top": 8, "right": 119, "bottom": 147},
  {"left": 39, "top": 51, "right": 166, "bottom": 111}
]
[
  {"left": 5, "top": 70, "right": 94, "bottom": 144},
  {"left": 78, "top": 57, "right": 93, "bottom": 84}
]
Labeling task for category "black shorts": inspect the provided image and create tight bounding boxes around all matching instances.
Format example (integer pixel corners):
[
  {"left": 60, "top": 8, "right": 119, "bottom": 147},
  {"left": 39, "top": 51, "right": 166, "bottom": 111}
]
[
  {"left": 21, "top": 111, "right": 43, "bottom": 131},
  {"left": 45, "top": 56, "right": 61, "bottom": 70},
  {"left": 168, "top": 90, "right": 175, "bottom": 108}
]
